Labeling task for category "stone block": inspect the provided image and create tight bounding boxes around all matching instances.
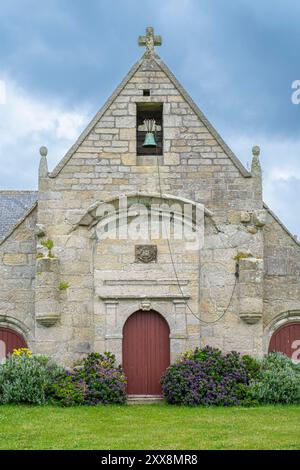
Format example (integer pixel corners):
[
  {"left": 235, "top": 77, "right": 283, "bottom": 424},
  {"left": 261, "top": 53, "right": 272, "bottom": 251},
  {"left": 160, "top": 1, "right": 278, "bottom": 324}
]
[
  {"left": 3, "top": 253, "right": 27, "bottom": 265},
  {"left": 164, "top": 115, "right": 182, "bottom": 127},
  {"left": 253, "top": 209, "right": 266, "bottom": 227},
  {"left": 119, "top": 128, "right": 136, "bottom": 140},
  {"left": 240, "top": 297, "right": 263, "bottom": 314},
  {"left": 115, "top": 116, "right": 136, "bottom": 128},
  {"left": 74, "top": 342, "right": 91, "bottom": 353},
  {"left": 240, "top": 211, "right": 251, "bottom": 223},
  {"left": 163, "top": 153, "right": 180, "bottom": 165}
]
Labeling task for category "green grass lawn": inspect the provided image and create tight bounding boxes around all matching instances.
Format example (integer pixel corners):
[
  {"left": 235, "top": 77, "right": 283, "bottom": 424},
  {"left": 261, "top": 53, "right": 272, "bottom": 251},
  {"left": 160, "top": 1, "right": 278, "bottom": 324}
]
[{"left": 0, "top": 404, "right": 299, "bottom": 450}]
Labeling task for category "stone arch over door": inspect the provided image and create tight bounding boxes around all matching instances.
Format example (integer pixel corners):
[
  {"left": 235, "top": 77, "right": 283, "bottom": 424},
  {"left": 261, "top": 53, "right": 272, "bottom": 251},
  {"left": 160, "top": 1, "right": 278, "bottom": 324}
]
[
  {"left": 0, "top": 327, "right": 27, "bottom": 360},
  {"left": 122, "top": 310, "right": 170, "bottom": 395},
  {"left": 75, "top": 192, "right": 210, "bottom": 229}
]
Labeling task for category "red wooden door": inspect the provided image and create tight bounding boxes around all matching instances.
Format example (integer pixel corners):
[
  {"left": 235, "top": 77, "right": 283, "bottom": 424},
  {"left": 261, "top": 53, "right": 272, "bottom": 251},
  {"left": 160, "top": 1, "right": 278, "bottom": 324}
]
[
  {"left": 0, "top": 328, "right": 27, "bottom": 359},
  {"left": 269, "top": 322, "right": 300, "bottom": 360},
  {"left": 123, "top": 310, "right": 170, "bottom": 395}
]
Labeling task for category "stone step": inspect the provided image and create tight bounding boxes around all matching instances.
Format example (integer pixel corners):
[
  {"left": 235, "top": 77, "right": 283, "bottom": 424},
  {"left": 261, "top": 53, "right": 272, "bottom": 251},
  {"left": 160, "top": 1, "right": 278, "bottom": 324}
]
[{"left": 127, "top": 394, "right": 164, "bottom": 405}]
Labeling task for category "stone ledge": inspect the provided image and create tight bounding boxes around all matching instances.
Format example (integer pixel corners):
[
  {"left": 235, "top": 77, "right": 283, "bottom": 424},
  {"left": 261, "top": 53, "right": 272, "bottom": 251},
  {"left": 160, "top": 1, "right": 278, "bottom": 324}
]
[
  {"left": 98, "top": 294, "right": 190, "bottom": 301},
  {"left": 170, "top": 333, "right": 188, "bottom": 339},
  {"left": 127, "top": 395, "right": 163, "bottom": 404},
  {"left": 105, "top": 334, "right": 123, "bottom": 340},
  {"left": 36, "top": 313, "right": 60, "bottom": 327},
  {"left": 239, "top": 313, "right": 262, "bottom": 324},
  {"left": 104, "top": 279, "right": 189, "bottom": 286}
]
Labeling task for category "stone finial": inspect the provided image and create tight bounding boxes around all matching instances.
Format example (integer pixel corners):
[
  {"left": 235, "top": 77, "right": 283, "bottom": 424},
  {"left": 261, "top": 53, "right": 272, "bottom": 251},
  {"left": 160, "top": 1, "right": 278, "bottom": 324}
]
[
  {"left": 39, "top": 146, "right": 48, "bottom": 178},
  {"left": 251, "top": 145, "right": 261, "bottom": 176},
  {"left": 138, "top": 26, "right": 162, "bottom": 58},
  {"left": 39, "top": 146, "right": 48, "bottom": 157}
]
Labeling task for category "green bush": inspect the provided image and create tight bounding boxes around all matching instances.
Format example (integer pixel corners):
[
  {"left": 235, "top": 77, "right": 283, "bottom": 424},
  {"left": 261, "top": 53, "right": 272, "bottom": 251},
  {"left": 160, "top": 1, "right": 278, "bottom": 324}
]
[
  {"left": 250, "top": 353, "right": 300, "bottom": 405},
  {"left": 0, "top": 351, "right": 63, "bottom": 405},
  {"left": 49, "top": 372, "right": 85, "bottom": 406},
  {"left": 49, "top": 352, "right": 127, "bottom": 406},
  {"left": 241, "top": 355, "right": 261, "bottom": 380}
]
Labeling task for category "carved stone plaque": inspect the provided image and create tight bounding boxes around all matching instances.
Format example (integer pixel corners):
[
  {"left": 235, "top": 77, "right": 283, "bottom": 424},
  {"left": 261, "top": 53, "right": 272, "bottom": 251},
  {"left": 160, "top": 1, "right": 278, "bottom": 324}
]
[{"left": 135, "top": 245, "right": 157, "bottom": 263}]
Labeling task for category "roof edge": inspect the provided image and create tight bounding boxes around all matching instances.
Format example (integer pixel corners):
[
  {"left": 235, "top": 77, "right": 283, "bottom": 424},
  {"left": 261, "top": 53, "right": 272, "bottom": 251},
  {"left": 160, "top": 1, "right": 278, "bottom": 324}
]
[
  {"left": 49, "top": 60, "right": 142, "bottom": 177},
  {"left": 263, "top": 202, "right": 300, "bottom": 247},
  {"left": 155, "top": 57, "right": 251, "bottom": 178},
  {"left": 0, "top": 201, "right": 38, "bottom": 247}
]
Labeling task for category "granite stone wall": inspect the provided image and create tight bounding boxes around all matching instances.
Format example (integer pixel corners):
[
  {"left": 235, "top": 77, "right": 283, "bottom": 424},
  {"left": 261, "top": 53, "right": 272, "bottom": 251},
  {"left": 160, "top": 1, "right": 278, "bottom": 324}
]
[{"left": 0, "top": 207, "right": 37, "bottom": 347}]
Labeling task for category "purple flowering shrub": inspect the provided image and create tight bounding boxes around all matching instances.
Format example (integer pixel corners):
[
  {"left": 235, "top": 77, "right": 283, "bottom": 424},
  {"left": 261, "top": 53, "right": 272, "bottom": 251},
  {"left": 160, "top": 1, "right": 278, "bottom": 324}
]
[
  {"left": 81, "top": 352, "right": 127, "bottom": 405},
  {"left": 49, "top": 352, "right": 127, "bottom": 406},
  {"left": 161, "top": 346, "right": 252, "bottom": 406}
]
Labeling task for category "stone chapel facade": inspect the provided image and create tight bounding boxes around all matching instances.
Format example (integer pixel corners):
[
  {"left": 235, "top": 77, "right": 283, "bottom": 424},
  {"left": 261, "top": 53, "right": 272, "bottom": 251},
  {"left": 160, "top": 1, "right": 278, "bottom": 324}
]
[{"left": 0, "top": 28, "right": 300, "bottom": 392}]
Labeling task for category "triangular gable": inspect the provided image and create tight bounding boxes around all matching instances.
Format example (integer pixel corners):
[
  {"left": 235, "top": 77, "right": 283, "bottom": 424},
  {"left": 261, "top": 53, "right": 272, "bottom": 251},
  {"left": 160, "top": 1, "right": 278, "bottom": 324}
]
[
  {"left": 263, "top": 202, "right": 300, "bottom": 247},
  {"left": 49, "top": 60, "right": 141, "bottom": 177},
  {"left": 0, "top": 199, "right": 37, "bottom": 246},
  {"left": 49, "top": 54, "right": 250, "bottom": 178},
  {"left": 157, "top": 58, "right": 250, "bottom": 177}
]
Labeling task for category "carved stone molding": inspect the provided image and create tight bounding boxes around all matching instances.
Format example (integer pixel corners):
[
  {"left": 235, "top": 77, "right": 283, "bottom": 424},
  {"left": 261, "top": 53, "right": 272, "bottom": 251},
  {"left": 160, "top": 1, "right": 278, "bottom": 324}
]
[
  {"left": 99, "top": 294, "right": 190, "bottom": 301},
  {"left": 170, "top": 333, "right": 188, "bottom": 340},
  {"left": 253, "top": 209, "right": 266, "bottom": 227},
  {"left": 36, "top": 313, "right": 60, "bottom": 327},
  {"left": 140, "top": 299, "right": 152, "bottom": 311},
  {"left": 104, "top": 279, "right": 189, "bottom": 286},
  {"left": 135, "top": 244, "right": 157, "bottom": 263},
  {"left": 240, "top": 313, "right": 262, "bottom": 325}
]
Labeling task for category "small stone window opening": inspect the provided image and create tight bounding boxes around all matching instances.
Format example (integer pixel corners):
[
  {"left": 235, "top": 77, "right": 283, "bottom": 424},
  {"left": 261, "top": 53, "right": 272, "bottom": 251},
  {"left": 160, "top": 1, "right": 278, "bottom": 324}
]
[
  {"left": 143, "top": 89, "right": 150, "bottom": 96},
  {"left": 136, "top": 103, "right": 163, "bottom": 156}
]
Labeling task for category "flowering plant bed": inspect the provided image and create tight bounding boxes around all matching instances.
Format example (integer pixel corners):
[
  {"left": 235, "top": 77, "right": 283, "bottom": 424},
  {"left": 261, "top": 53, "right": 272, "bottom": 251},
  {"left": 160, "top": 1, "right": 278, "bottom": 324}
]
[
  {"left": 161, "top": 346, "right": 300, "bottom": 406},
  {"left": 50, "top": 352, "right": 127, "bottom": 405},
  {"left": 161, "top": 346, "right": 251, "bottom": 406}
]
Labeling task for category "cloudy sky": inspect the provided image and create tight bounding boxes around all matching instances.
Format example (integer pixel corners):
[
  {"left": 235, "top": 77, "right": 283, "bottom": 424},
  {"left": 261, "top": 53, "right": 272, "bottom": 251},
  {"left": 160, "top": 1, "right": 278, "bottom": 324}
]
[{"left": 0, "top": 0, "right": 299, "bottom": 236}]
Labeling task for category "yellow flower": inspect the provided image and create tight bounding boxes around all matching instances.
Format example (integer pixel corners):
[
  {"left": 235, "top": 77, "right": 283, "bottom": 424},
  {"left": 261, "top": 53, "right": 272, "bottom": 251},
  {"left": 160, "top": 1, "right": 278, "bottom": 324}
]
[{"left": 12, "top": 348, "right": 32, "bottom": 358}]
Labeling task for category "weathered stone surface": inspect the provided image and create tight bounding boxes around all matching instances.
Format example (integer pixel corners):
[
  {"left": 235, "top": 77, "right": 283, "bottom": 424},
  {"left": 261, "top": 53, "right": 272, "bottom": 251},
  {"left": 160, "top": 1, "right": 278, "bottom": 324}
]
[
  {"left": 35, "top": 257, "right": 60, "bottom": 327},
  {"left": 0, "top": 209, "right": 37, "bottom": 344},
  {"left": 3, "top": 253, "right": 27, "bottom": 265},
  {"left": 253, "top": 209, "right": 266, "bottom": 227},
  {"left": 240, "top": 211, "right": 251, "bottom": 223}
]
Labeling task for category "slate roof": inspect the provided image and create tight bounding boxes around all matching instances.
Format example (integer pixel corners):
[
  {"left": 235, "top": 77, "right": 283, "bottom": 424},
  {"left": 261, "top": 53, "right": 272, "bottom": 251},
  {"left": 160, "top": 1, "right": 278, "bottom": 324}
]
[{"left": 0, "top": 191, "right": 38, "bottom": 242}]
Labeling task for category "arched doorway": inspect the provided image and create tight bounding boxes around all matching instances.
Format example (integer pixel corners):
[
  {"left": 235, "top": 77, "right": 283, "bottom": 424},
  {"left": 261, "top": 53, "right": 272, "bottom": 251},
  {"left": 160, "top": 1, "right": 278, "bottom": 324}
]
[
  {"left": 0, "top": 328, "right": 27, "bottom": 360},
  {"left": 269, "top": 322, "right": 300, "bottom": 361},
  {"left": 122, "top": 310, "right": 170, "bottom": 395}
]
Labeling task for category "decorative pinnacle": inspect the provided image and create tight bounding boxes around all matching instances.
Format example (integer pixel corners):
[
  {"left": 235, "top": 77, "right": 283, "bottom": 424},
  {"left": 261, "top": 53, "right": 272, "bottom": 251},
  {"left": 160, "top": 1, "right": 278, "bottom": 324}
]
[
  {"left": 39, "top": 146, "right": 48, "bottom": 157},
  {"left": 251, "top": 145, "right": 261, "bottom": 176},
  {"left": 138, "top": 26, "right": 162, "bottom": 57},
  {"left": 252, "top": 145, "right": 260, "bottom": 157},
  {"left": 39, "top": 146, "right": 48, "bottom": 180}
]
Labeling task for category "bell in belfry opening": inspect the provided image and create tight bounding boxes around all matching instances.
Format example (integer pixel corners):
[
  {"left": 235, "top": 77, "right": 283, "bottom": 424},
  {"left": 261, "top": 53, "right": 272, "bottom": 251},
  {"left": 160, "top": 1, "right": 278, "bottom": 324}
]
[{"left": 143, "top": 119, "right": 157, "bottom": 147}]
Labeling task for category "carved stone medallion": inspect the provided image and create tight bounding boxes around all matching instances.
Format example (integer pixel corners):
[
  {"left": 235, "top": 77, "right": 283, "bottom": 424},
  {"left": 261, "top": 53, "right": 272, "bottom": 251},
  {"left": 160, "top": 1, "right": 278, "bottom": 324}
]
[{"left": 135, "top": 245, "right": 157, "bottom": 263}]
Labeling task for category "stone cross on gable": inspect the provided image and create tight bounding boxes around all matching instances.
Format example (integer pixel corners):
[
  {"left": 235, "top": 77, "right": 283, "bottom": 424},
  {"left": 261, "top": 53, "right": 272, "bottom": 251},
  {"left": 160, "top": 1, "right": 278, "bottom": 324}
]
[{"left": 138, "top": 26, "right": 162, "bottom": 57}]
